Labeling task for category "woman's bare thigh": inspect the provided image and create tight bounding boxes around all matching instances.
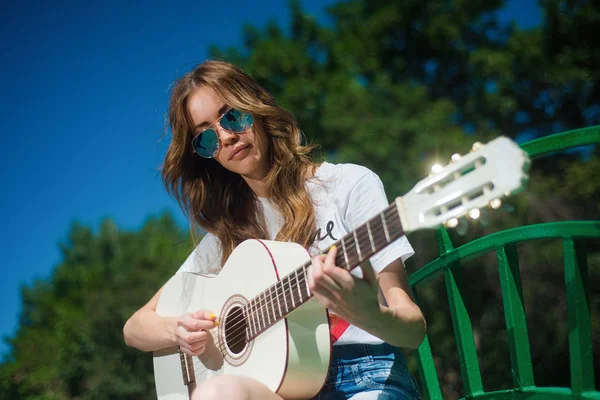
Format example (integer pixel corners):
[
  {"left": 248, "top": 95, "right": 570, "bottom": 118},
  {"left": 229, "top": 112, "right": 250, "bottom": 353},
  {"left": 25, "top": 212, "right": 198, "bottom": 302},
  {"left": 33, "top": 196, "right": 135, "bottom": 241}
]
[{"left": 189, "top": 374, "right": 284, "bottom": 400}]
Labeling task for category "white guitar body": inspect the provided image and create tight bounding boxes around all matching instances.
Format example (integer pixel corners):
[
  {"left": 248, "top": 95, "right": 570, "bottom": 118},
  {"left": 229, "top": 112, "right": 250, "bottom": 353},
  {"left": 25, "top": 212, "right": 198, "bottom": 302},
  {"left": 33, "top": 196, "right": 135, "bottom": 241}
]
[{"left": 153, "top": 239, "right": 331, "bottom": 400}]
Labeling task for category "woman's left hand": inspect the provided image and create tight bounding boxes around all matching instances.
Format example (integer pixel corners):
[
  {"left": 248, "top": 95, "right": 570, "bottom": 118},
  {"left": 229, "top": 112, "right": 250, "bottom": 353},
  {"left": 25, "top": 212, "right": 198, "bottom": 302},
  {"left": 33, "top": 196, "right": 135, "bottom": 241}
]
[{"left": 307, "top": 245, "right": 381, "bottom": 327}]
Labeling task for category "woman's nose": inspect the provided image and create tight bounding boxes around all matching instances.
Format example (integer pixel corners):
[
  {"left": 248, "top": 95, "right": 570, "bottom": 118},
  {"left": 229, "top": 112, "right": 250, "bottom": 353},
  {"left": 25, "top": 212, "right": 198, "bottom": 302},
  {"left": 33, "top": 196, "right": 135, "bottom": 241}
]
[{"left": 216, "top": 125, "right": 239, "bottom": 145}]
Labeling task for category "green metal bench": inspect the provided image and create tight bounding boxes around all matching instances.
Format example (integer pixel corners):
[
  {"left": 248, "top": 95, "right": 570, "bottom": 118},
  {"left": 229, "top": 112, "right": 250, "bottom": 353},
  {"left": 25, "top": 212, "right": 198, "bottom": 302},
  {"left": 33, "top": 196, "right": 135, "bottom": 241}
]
[{"left": 410, "top": 126, "right": 600, "bottom": 399}]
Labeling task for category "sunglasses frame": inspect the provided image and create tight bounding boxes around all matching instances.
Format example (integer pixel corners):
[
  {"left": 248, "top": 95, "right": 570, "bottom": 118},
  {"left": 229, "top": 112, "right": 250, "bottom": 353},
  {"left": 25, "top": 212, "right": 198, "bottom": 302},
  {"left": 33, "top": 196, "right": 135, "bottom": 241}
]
[{"left": 191, "top": 107, "right": 254, "bottom": 159}]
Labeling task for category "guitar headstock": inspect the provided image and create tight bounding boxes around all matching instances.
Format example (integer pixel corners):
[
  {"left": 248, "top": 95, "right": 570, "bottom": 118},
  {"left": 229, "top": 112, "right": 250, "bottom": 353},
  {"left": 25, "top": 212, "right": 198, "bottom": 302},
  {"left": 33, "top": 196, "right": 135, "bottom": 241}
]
[{"left": 396, "top": 136, "right": 530, "bottom": 233}]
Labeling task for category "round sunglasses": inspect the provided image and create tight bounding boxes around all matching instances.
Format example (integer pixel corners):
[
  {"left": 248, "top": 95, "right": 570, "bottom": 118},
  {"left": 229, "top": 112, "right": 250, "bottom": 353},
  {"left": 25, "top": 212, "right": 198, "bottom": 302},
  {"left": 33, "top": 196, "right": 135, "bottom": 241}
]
[{"left": 191, "top": 108, "right": 254, "bottom": 158}]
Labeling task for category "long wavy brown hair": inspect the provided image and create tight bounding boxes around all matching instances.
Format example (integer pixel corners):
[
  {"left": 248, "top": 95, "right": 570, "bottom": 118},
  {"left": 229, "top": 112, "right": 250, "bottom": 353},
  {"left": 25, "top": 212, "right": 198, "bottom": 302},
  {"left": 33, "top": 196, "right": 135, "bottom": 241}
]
[{"left": 162, "top": 60, "right": 318, "bottom": 265}]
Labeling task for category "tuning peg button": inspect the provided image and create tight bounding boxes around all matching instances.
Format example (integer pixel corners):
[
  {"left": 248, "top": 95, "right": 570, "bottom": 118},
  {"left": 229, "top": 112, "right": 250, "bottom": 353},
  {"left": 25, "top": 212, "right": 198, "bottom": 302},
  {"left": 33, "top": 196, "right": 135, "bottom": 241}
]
[
  {"left": 490, "top": 199, "right": 502, "bottom": 209},
  {"left": 468, "top": 209, "right": 481, "bottom": 219},
  {"left": 446, "top": 218, "right": 459, "bottom": 228},
  {"left": 430, "top": 164, "right": 443, "bottom": 174},
  {"left": 471, "top": 142, "right": 483, "bottom": 152}
]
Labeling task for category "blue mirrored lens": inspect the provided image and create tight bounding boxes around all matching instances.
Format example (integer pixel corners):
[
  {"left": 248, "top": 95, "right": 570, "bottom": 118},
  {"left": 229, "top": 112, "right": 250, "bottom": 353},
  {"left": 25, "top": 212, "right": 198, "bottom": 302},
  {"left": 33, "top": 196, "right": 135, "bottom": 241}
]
[
  {"left": 192, "top": 129, "right": 219, "bottom": 158},
  {"left": 220, "top": 109, "right": 253, "bottom": 132}
]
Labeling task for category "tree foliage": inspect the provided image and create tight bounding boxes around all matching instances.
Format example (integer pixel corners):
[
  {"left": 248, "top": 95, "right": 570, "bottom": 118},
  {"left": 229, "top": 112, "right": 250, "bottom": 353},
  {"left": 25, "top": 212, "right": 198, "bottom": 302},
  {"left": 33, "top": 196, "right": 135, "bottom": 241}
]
[
  {"left": 0, "top": 215, "right": 193, "bottom": 399},
  {"left": 1, "top": 0, "right": 599, "bottom": 398}
]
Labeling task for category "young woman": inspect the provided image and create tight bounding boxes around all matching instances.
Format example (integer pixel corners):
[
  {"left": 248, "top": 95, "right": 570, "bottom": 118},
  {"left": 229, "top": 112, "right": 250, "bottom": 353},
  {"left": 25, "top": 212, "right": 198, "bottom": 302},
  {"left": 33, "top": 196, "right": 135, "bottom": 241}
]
[{"left": 123, "top": 60, "right": 426, "bottom": 400}]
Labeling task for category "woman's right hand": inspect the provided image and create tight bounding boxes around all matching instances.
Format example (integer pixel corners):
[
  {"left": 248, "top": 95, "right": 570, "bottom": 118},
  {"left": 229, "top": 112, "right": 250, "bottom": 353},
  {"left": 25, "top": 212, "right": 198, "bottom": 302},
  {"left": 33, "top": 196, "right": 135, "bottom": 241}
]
[{"left": 176, "top": 310, "right": 218, "bottom": 356}]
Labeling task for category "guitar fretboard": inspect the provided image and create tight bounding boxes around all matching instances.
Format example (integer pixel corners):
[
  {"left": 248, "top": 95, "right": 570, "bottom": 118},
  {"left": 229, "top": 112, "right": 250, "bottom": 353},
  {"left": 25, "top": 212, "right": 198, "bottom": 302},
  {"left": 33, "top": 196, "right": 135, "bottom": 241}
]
[{"left": 243, "top": 201, "right": 405, "bottom": 340}]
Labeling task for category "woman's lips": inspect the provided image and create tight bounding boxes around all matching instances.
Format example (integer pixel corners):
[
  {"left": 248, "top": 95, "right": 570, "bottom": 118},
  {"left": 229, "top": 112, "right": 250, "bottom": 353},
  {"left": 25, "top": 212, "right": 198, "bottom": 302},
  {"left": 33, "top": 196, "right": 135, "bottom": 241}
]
[{"left": 229, "top": 144, "right": 251, "bottom": 160}]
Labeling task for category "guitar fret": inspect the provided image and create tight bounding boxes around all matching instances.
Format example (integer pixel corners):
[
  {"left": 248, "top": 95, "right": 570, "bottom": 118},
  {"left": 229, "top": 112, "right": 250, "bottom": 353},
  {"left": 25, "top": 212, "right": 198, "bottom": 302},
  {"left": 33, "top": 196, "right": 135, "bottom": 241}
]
[
  {"left": 380, "top": 211, "right": 391, "bottom": 243},
  {"left": 353, "top": 230, "right": 363, "bottom": 262},
  {"left": 303, "top": 265, "right": 311, "bottom": 296},
  {"left": 250, "top": 299, "right": 256, "bottom": 333},
  {"left": 259, "top": 292, "right": 266, "bottom": 331},
  {"left": 345, "top": 236, "right": 358, "bottom": 266},
  {"left": 288, "top": 276, "right": 295, "bottom": 308},
  {"left": 275, "top": 282, "right": 282, "bottom": 319},
  {"left": 301, "top": 269, "right": 308, "bottom": 302},
  {"left": 253, "top": 302, "right": 259, "bottom": 338},
  {"left": 179, "top": 349, "right": 195, "bottom": 385},
  {"left": 359, "top": 226, "right": 372, "bottom": 258},
  {"left": 341, "top": 238, "right": 350, "bottom": 270},
  {"left": 264, "top": 288, "right": 270, "bottom": 326},
  {"left": 391, "top": 207, "right": 402, "bottom": 238},
  {"left": 371, "top": 215, "right": 387, "bottom": 250},
  {"left": 253, "top": 301, "right": 259, "bottom": 337},
  {"left": 282, "top": 278, "right": 289, "bottom": 313},
  {"left": 295, "top": 269, "right": 302, "bottom": 303},
  {"left": 257, "top": 293, "right": 264, "bottom": 330},
  {"left": 366, "top": 220, "right": 376, "bottom": 252},
  {"left": 269, "top": 286, "right": 276, "bottom": 323},
  {"left": 263, "top": 291, "right": 271, "bottom": 326}
]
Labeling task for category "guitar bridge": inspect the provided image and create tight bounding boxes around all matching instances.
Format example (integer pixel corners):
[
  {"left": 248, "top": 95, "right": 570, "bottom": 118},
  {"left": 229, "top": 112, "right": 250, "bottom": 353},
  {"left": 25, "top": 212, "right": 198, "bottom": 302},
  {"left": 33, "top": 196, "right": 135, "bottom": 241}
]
[{"left": 178, "top": 347, "right": 196, "bottom": 385}]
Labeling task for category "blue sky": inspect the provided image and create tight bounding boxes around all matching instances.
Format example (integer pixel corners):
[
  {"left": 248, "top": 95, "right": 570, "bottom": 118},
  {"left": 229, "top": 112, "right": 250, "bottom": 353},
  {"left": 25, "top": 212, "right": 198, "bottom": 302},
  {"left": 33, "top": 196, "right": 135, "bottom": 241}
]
[{"left": 0, "top": 0, "right": 541, "bottom": 355}]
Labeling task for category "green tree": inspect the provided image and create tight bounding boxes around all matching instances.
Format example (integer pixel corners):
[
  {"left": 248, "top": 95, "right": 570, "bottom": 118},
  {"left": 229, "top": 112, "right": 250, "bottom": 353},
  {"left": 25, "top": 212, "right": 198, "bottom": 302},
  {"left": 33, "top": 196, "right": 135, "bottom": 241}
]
[{"left": 0, "top": 214, "right": 192, "bottom": 399}]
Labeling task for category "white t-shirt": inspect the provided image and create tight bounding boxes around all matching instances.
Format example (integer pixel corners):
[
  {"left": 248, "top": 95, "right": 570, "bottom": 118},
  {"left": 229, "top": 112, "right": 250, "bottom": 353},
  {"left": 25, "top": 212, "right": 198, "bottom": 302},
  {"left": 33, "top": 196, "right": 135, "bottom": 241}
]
[{"left": 178, "top": 162, "right": 415, "bottom": 345}]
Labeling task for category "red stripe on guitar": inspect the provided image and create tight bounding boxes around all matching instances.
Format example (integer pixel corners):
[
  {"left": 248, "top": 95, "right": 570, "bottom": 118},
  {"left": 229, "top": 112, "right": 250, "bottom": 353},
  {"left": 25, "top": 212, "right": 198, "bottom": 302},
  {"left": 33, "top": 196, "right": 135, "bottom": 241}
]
[{"left": 328, "top": 313, "right": 350, "bottom": 344}]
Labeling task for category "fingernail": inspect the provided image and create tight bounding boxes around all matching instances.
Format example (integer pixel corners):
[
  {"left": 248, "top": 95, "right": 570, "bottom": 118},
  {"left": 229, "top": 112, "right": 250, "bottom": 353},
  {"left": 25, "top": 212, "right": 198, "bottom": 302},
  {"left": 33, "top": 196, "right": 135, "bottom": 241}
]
[
  {"left": 208, "top": 313, "right": 216, "bottom": 319},
  {"left": 214, "top": 320, "right": 219, "bottom": 326},
  {"left": 329, "top": 245, "right": 336, "bottom": 252}
]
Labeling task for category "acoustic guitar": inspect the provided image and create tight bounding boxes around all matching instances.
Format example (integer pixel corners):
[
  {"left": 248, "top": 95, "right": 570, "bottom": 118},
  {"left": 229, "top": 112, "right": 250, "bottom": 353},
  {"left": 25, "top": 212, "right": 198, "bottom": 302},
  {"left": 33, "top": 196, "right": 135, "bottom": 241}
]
[{"left": 153, "top": 137, "right": 530, "bottom": 399}]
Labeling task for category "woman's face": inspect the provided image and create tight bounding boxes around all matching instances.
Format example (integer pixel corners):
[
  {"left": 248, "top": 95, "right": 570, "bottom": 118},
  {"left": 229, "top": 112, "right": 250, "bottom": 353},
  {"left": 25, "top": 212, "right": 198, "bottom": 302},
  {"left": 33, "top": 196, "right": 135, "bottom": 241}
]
[{"left": 188, "top": 86, "right": 270, "bottom": 181}]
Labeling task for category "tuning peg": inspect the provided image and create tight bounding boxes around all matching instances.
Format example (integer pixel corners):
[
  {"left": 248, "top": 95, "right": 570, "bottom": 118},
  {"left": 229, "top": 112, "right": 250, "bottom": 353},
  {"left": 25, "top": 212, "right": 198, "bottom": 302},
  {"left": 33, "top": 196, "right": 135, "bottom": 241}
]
[
  {"left": 490, "top": 198, "right": 502, "bottom": 209},
  {"left": 468, "top": 208, "right": 481, "bottom": 219},
  {"left": 430, "top": 163, "right": 443, "bottom": 175},
  {"left": 451, "top": 153, "right": 462, "bottom": 162},
  {"left": 445, "top": 218, "right": 459, "bottom": 228},
  {"left": 471, "top": 142, "right": 483, "bottom": 152}
]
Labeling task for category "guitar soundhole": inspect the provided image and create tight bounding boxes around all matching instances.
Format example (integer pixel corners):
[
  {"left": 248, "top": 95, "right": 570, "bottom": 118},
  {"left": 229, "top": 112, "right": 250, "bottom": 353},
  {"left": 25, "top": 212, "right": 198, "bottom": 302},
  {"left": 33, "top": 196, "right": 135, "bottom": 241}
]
[{"left": 224, "top": 306, "right": 247, "bottom": 354}]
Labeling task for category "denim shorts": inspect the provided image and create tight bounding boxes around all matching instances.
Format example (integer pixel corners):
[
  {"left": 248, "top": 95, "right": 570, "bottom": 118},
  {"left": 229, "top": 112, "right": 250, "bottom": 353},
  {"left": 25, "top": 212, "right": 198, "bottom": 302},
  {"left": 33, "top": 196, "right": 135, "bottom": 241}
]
[{"left": 311, "top": 343, "right": 421, "bottom": 399}]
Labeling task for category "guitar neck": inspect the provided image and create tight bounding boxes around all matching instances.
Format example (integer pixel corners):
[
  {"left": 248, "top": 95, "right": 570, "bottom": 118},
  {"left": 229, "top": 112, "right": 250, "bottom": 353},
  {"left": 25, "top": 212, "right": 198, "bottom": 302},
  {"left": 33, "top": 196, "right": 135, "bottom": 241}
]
[{"left": 244, "top": 201, "right": 405, "bottom": 340}]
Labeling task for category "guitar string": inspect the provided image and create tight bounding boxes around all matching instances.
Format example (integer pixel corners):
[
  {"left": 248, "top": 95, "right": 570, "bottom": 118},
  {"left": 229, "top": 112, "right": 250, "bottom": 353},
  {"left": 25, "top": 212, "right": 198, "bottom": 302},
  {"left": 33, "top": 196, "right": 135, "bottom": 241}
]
[
  {"left": 189, "top": 212, "right": 402, "bottom": 373},
  {"left": 187, "top": 209, "right": 401, "bottom": 372},
  {"left": 189, "top": 210, "right": 402, "bottom": 371}
]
